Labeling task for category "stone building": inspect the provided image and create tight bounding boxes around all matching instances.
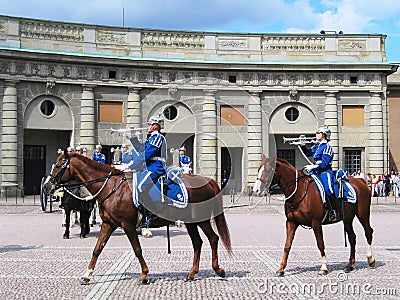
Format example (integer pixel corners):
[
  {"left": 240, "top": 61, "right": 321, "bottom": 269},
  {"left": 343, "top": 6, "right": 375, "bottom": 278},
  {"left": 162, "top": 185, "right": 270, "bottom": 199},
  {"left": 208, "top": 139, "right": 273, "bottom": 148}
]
[{"left": 0, "top": 15, "right": 397, "bottom": 195}]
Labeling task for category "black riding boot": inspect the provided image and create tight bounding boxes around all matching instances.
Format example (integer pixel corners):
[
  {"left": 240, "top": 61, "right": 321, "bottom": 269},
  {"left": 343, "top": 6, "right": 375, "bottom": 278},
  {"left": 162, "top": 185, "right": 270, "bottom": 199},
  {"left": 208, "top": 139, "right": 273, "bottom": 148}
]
[
  {"left": 140, "top": 210, "right": 158, "bottom": 228},
  {"left": 328, "top": 194, "right": 340, "bottom": 222}
]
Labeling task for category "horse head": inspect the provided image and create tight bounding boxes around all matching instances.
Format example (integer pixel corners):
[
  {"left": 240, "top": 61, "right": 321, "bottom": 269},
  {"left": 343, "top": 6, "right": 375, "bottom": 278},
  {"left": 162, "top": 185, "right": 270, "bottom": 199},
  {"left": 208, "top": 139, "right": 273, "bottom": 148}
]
[
  {"left": 252, "top": 154, "right": 277, "bottom": 196},
  {"left": 43, "top": 149, "right": 74, "bottom": 196}
]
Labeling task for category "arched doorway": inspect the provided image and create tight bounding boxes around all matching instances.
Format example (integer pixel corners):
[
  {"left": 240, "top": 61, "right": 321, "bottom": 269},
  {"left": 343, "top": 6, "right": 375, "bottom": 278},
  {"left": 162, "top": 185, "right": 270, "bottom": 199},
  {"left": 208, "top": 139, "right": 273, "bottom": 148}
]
[
  {"left": 270, "top": 103, "right": 317, "bottom": 169},
  {"left": 23, "top": 96, "right": 73, "bottom": 194}
]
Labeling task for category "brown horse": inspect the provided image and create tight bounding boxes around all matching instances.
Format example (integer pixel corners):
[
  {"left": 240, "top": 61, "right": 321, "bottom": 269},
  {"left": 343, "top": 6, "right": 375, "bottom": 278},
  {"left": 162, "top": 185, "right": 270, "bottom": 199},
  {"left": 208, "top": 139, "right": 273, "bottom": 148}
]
[
  {"left": 43, "top": 150, "right": 232, "bottom": 284},
  {"left": 253, "top": 155, "right": 375, "bottom": 276}
]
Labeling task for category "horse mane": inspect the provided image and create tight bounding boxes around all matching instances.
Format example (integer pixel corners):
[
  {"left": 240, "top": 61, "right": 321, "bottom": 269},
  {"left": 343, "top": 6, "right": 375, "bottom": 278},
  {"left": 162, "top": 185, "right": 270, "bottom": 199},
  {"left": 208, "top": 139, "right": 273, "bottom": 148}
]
[
  {"left": 276, "top": 158, "right": 294, "bottom": 169},
  {"left": 69, "top": 153, "right": 119, "bottom": 174},
  {"left": 276, "top": 157, "right": 307, "bottom": 175}
]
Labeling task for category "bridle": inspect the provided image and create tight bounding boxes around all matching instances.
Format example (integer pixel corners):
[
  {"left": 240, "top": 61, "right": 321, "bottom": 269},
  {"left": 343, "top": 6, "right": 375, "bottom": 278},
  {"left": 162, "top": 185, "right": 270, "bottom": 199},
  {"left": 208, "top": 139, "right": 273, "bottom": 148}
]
[
  {"left": 49, "top": 156, "right": 72, "bottom": 186},
  {"left": 256, "top": 161, "right": 310, "bottom": 202},
  {"left": 47, "top": 155, "right": 126, "bottom": 206}
]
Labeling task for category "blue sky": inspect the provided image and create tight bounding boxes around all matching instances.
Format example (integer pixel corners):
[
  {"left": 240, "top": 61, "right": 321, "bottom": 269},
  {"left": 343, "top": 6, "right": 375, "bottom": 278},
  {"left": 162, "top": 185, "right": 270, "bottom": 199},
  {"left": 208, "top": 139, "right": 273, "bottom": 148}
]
[{"left": 1, "top": 0, "right": 400, "bottom": 62}]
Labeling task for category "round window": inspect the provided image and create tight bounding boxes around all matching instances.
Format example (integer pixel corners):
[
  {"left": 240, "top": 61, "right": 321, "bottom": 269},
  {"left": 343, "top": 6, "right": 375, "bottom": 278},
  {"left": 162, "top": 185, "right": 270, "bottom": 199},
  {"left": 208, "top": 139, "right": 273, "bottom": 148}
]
[
  {"left": 40, "top": 100, "right": 56, "bottom": 117},
  {"left": 285, "top": 107, "right": 299, "bottom": 122},
  {"left": 163, "top": 105, "right": 178, "bottom": 120}
]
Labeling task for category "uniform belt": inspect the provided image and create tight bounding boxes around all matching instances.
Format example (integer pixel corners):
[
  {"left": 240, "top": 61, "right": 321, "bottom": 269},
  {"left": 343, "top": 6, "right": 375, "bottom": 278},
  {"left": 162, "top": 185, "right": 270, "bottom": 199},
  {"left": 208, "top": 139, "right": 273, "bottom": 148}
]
[{"left": 150, "top": 157, "right": 165, "bottom": 162}]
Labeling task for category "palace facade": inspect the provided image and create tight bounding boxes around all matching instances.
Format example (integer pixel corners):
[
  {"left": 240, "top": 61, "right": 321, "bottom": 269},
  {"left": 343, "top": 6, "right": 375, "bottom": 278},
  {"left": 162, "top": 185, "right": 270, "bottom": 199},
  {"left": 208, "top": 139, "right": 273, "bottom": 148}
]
[{"left": 0, "top": 15, "right": 398, "bottom": 195}]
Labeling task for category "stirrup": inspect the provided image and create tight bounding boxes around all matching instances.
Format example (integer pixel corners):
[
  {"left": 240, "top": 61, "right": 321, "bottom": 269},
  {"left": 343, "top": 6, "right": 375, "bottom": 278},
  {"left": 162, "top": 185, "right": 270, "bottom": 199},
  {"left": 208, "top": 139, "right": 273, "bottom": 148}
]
[{"left": 329, "top": 210, "right": 340, "bottom": 221}]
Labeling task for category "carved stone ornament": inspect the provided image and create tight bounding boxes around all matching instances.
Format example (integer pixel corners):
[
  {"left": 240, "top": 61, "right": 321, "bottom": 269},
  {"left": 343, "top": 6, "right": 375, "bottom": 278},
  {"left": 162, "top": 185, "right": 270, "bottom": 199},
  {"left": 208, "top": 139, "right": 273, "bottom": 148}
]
[
  {"left": 46, "top": 80, "right": 55, "bottom": 94},
  {"left": 289, "top": 87, "right": 298, "bottom": 99}
]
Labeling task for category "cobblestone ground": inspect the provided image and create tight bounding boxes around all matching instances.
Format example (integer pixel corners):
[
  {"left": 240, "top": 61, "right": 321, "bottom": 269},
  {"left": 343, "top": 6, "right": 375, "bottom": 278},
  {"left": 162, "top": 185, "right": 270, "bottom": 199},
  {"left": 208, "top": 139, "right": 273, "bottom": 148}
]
[{"left": 0, "top": 195, "right": 399, "bottom": 299}]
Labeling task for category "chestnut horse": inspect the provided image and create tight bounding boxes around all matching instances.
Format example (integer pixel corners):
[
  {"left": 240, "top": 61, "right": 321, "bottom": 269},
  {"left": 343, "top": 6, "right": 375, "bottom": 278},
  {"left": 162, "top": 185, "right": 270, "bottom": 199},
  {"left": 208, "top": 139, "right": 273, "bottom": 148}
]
[
  {"left": 43, "top": 151, "right": 232, "bottom": 284},
  {"left": 253, "top": 155, "right": 375, "bottom": 276}
]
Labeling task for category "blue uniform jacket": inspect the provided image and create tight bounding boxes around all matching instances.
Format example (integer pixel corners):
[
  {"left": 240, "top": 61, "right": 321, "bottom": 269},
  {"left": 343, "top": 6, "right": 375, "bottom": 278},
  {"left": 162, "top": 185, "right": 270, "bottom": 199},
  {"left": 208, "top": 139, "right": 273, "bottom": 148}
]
[
  {"left": 179, "top": 155, "right": 191, "bottom": 166},
  {"left": 302, "top": 141, "right": 333, "bottom": 174},
  {"left": 124, "top": 131, "right": 166, "bottom": 177},
  {"left": 93, "top": 152, "right": 106, "bottom": 164}
]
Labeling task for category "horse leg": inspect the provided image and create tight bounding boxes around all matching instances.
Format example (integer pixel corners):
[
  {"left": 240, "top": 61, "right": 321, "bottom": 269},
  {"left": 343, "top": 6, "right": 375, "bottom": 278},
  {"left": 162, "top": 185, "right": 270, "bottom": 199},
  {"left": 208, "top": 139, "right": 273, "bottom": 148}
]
[
  {"left": 276, "top": 220, "right": 298, "bottom": 276},
  {"left": 85, "top": 210, "right": 91, "bottom": 235},
  {"left": 185, "top": 223, "right": 203, "bottom": 282},
  {"left": 80, "top": 222, "right": 116, "bottom": 285},
  {"left": 63, "top": 209, "right": 70, "bottom": 239},
  {"left": 356, "top": 212, "right": 375, "bottom": 268},
  {"left": 343, "top": 206, "right": 357, "bottom": 272},
  {"left": 79, "top": 210, "right": 88, "bottom": 238},
  {"left": 198, "top": 221, "right": 225, "bottom": 278},
  {"left": 311, "top": 220, "right": 328, "bottom": 275},
  {"left": 122, "top": 222, "right": 149, "bottom": 284}
]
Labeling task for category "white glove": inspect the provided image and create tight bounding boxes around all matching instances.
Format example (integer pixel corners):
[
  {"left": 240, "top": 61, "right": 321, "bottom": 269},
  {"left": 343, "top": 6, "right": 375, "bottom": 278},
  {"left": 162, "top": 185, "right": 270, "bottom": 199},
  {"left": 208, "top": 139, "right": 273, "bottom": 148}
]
[{"left": 304, "top": 164, "right": 318, "bottom": 172}]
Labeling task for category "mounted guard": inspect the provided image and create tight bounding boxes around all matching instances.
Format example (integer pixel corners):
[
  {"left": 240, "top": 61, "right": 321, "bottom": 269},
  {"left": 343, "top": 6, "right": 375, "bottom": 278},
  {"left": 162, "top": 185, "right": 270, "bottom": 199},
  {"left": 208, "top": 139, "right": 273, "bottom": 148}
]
[
  {"left": 284, "top": 126, "right": 340, "bottom": 221},
  {"left": 121, "top": 115, "right": 189, "bottom": 228}
]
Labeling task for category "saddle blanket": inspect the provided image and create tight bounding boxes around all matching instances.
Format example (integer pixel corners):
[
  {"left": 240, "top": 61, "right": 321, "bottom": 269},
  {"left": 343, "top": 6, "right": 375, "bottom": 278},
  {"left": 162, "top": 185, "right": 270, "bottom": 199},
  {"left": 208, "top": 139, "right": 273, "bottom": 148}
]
[
  {"left": 130, "top": 167, "right": 189, "bottom": 209},
  {"left": 312, "top": 169, "right": 357, "bottom": 204}
]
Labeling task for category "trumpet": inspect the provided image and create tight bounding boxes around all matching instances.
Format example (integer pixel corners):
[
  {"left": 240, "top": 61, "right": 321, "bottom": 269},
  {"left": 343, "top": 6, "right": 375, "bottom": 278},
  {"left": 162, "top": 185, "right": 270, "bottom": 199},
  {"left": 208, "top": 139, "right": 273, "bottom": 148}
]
[
  {"left": 110, "top": 127, "right": 148, "bottom": 134},
  {"left": 283, "top": 135, "right": 316, "bottom": 145}
]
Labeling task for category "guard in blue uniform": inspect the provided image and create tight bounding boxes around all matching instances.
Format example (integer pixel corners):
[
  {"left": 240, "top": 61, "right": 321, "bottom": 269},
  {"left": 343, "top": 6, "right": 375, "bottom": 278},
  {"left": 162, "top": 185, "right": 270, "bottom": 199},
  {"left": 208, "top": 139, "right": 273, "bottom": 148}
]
[
  {"left": 122, "top": 115, "right": 167, "bottom": 227},
  {"left": 93, "top": 144, "right": 106, "bottom": 164},
  {"left": 179, "top": 146, "right": 192, "bottom": 174},
  {"left": 301, "top": 126, "right": 340, "bottom": 221}
]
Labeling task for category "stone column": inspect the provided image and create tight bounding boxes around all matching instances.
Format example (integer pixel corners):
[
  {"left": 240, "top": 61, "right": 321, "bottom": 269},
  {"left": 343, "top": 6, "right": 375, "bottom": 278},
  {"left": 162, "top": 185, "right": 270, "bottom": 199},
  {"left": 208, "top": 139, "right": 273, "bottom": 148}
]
[
  {"left": 324, "top": 92, "right": 339, "bottom": 169},
  {"left": 1, "top": 80, "right": 18, "bottom": 185},
  {"left": 199, "top": 89, "right": 217, "bottom": 179},
  {"left": 369, "top": 92, "right": 384, "bottom": 175},
  {"left": 80, "top": 85, "right": 96, "bottom": 155},
  {"left": 247, "top": 90, "right": 263, "bottom": 186},
  {"left": 127, "top": 87, "right": 141, "bottom": 128}
]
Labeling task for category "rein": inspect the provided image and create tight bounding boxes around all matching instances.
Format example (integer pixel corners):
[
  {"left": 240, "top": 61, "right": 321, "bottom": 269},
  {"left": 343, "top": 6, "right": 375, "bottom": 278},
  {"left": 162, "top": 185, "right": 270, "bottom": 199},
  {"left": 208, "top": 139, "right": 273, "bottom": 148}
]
[
  {"left": 61, "top": 172, "right": 123, "bottom": 202},
  {"left": 278, "top": 166, "right": 314, "bottom": 228},
  {"left": 50, "top": 156, "right": 126, "bottom": 206}
]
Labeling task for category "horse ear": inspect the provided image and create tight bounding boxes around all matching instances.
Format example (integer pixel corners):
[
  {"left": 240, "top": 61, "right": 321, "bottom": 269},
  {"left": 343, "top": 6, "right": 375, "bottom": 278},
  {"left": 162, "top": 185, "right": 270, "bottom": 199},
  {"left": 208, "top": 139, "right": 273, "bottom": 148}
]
[{"left": 261, "top": 153, "right": 267, "bottom": 163}]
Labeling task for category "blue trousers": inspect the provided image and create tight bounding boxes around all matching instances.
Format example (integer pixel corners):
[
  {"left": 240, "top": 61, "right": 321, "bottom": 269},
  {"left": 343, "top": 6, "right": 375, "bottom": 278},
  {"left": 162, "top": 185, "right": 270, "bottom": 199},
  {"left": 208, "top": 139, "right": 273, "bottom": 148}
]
[
  {"left": 317, "top": 170, "right": 335, "bottom": 196},
  {"left": 136, "top": 170, "right": 164, "bottom": 203}
]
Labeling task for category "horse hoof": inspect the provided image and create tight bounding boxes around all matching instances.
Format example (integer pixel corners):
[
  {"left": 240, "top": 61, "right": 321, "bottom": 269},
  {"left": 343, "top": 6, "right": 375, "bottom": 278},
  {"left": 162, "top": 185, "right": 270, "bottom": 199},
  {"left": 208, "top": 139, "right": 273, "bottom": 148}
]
[
  {"left": 184, "top": 274, "right": 195, "bottom": 282},
  {"left": 141, "top": 228, "right": 153, "bottom": 238},
  {"left": 80, "top": 277, "right": 90, "bottom": 285},
  {"left": 344, "top": 265, "right": 354, "bottom": 273},
  {"left": 217, "top": 269, "right": 226, "bottom": 278},
  {"left": 318, "top": 269, "right": 328, "bottom": 276},
  {"left": 140, "top": 278, "right": 149, "bottom": 285},
  {"left": 369, "top": 259, "right": 376, "bottom": 268},
  {"left": 275, "top": 271, "right": 284, "bottom": 277},
  {"left": 63, "top": 235, "right": 69, "bottom": 239}
]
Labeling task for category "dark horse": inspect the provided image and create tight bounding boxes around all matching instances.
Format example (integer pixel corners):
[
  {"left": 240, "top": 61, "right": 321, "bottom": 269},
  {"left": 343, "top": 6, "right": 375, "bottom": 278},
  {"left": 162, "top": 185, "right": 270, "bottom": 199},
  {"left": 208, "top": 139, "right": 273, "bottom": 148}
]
[
  {"left": 59, "top": 188, "right": 95, "bottom": 239},
  {"left": 253, "top": 155, "right": 375, "bottom": 276},
  {"left": 43, "top": 150, "right": 232, "bottom": 284}
]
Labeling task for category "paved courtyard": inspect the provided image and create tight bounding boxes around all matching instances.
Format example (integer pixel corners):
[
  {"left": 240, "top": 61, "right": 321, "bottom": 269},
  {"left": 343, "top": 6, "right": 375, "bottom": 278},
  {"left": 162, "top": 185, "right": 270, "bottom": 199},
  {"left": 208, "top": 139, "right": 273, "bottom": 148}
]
[{"left": 0, "top": 194, "right": 399, "bottom": 299}]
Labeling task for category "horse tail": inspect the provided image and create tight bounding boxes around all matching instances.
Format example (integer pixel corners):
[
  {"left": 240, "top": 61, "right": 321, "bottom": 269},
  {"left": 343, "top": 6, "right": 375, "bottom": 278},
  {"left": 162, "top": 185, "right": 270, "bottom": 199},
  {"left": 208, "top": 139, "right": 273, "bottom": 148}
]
[
  {"left": 214, "top": 211, "right": 232, "bottom": 255},
  {"left": 209, "top": 178, "right": 232, "bottom": 255}
]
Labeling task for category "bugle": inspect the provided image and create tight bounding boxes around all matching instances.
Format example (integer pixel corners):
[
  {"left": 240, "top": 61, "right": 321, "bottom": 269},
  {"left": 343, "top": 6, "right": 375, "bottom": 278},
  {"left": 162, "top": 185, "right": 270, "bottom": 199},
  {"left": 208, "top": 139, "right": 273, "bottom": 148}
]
[
  {"left": 283, "top": 135, "right": 316, "bottom": 145},
  {"left": 110, "top": 127, "right": 148, "bottom": 134}
]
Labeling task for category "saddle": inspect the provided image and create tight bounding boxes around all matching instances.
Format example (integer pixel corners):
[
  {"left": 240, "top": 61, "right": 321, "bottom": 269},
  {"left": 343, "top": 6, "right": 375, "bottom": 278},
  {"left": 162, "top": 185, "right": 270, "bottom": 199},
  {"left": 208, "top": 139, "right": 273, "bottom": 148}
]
[
  {"left": 312, "top": 169, "right": 357, "bottom": 204},
  {"left": 129, "top": 167, "right": 189, "bottom": 209}
]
